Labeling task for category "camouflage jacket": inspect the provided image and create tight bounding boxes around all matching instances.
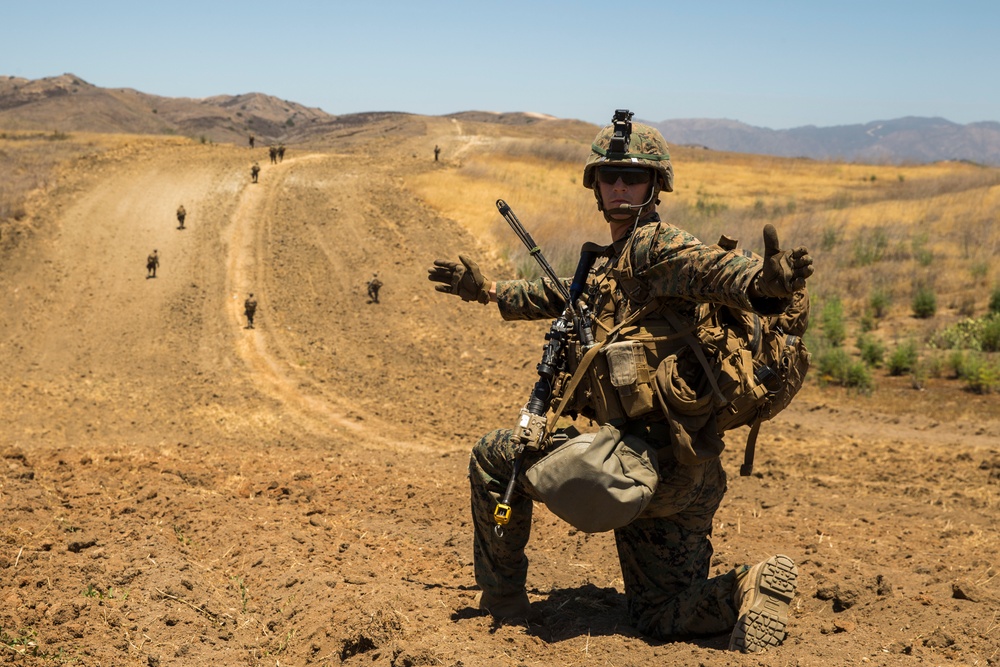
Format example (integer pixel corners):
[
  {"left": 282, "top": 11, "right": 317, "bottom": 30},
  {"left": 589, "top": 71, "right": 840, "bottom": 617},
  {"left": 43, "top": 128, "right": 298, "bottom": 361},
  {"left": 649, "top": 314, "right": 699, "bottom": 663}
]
[{"left": 496, "top": 216, "right": 780, "bottom": 326}]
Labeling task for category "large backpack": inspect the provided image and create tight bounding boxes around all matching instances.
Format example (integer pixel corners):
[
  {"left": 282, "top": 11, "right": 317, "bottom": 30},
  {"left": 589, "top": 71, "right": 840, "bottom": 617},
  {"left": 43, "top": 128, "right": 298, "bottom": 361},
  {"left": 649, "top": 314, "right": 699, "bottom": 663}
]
[
  {"left": 661, "top": 286, "right": 811, "bottom": 474},
  {"left": 547, "top": 234, "right": 810, "bottom": 476}
]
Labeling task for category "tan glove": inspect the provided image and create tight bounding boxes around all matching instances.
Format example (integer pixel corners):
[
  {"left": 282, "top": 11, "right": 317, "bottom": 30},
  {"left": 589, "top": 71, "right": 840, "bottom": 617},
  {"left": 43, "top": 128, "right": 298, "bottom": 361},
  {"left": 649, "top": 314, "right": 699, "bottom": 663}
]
[
  {"left": 427, "top": 255, "right": 491, "bottom": 304},
  {"left": 753, "top": 225, "right": 814, "bottom": 299}
]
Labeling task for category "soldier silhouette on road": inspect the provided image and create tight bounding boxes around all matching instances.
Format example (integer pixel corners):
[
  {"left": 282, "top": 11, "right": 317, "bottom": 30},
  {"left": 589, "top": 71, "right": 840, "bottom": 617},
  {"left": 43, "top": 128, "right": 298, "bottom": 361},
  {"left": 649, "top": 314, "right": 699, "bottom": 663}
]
[
  {"left": 251, "top": 162, "right": 260, "bottom": 183},
  {"left": 434, "top": 145, "right": 441, "bottom": 162},
  {"left": 244, "top": 293, "right": 258, "bottom": 329},
  {"left": 176, "top": 204, "right": 186, "bottom": 229},
  {"left": 367, "top": 274, "right": 384, "bottom": 304},
  {"left": 146, "top": 250, "right": 159, "bottom": 278}
]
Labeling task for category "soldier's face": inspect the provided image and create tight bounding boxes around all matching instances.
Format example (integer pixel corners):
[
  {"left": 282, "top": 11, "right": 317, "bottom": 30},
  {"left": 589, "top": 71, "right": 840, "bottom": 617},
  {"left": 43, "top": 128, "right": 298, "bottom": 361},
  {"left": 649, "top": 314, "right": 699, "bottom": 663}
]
[{"left": 597, "top": 168, "right": 653, "bottom": 220}]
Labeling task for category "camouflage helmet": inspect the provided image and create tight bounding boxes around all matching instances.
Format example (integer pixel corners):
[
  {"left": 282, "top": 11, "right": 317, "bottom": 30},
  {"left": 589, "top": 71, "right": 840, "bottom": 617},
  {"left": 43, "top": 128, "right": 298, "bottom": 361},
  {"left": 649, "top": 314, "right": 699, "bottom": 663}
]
[{"left": 583, "top": 122, "right": 674, "bottom": 193}]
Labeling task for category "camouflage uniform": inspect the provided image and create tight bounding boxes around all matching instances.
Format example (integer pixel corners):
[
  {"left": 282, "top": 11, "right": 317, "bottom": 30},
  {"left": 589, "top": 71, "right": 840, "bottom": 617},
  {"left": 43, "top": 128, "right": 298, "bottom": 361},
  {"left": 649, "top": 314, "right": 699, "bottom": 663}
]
[
  {"left": 470, "top": 213, "right": 780, "bottom": 639},
  {"left": 244, "top": 295, "right": 258, "bottom": 329},
  {"left": 367, "top": 275, "right": 383, "bottom": 303},
  {"left": 438, "top": 113, "right": 811, "bottom": 649},
  {"left": 146, "top": 250, "right": 159, "bottom": 278}
]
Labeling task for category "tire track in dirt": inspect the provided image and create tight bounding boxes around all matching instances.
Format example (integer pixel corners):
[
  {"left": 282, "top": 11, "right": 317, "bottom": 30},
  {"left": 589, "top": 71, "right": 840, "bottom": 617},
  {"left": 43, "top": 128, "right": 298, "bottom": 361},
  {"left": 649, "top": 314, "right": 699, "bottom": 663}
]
[{"left": 223, "top": 154, "right": 435, "bottom": 451}]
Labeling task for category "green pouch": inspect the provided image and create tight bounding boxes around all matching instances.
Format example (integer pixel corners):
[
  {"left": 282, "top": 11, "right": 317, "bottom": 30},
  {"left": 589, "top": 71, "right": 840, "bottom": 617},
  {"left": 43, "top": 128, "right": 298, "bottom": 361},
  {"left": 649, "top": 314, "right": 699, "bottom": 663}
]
[{"left": 524, "top": 424, "right": 659, "bottom": 533}]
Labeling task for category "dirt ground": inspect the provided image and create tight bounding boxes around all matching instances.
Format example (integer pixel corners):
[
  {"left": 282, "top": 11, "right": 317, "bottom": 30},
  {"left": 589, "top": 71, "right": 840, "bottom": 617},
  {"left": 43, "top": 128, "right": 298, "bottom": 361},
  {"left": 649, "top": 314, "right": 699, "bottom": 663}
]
[{"left": 1, "top": 116, "right": 998, "bottom": 667}]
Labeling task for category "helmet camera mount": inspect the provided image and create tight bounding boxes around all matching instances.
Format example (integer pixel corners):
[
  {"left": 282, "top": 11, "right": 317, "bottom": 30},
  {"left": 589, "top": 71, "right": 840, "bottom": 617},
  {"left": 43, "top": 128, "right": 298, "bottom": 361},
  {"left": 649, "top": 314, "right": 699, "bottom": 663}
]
[{"left": 608, "top": 109, "right": 634, "bottom": 156}]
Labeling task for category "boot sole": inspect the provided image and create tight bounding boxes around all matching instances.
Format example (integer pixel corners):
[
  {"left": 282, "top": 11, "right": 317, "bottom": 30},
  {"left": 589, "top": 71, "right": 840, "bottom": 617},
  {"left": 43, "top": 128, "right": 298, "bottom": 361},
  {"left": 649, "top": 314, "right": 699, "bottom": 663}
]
[{"left": 729, "top": 554, "right": 798, "bottom": 652}]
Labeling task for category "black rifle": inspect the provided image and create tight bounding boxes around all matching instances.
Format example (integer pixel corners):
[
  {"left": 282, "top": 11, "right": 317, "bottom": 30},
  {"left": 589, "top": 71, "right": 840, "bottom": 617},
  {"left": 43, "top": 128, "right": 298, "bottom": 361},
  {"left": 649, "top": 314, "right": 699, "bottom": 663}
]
[{"left": 492, "top": 200, "right": 600, "bottom": 535}]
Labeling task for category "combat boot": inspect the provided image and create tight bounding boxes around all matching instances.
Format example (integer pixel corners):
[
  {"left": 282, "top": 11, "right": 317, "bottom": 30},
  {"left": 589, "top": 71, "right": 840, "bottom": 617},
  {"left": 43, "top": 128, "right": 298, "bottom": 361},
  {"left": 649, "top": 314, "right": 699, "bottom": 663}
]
[
  {"left": 729, "top": 554, "right": 797, "bottom": 653},
  {"left": 474, "top": 589, "right": 532, "bottom": 621}
]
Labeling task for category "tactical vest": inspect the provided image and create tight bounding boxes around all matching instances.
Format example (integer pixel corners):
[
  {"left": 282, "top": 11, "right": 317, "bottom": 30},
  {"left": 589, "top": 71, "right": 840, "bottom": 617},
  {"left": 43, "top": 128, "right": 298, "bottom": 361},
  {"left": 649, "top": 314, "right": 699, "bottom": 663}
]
[{"left": 551, "top": 223, "right": 810, "bottom": 473}]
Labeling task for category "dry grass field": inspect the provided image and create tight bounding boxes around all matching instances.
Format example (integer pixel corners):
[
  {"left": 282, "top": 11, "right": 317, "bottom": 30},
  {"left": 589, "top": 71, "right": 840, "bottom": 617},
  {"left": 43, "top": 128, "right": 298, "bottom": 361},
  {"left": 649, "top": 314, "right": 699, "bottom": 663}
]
[
  {"left": 1, "top": 116, "right": 999, "bottom": 666},
  {"left": 410, "top": 134, "right": 1000, "bottom": 392}
]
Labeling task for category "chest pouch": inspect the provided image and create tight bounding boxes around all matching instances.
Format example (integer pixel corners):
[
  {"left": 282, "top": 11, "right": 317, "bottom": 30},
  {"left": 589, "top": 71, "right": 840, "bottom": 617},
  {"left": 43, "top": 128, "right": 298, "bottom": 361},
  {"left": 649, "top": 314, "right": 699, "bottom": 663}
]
[{"left": 604, "top": 340, "right": 655, "bottom": 418}]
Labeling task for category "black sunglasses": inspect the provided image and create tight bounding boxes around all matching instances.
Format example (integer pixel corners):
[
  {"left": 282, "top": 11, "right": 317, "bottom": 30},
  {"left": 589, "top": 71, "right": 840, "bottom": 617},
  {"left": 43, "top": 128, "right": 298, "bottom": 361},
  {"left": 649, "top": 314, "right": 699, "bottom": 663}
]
[{"left": 596, "top": 167, "right": 653, "bottom": 186}]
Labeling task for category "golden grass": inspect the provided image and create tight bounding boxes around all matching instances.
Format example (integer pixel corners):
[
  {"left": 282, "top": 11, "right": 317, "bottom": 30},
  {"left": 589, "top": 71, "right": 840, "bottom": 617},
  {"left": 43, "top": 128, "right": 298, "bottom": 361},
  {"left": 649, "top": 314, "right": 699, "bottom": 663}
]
[
  {"left": 408, "top": 137, "right": 1000, "bottom": 332},
  {"left": 408, "top": 138, "right": 607, "bottom": 275}
]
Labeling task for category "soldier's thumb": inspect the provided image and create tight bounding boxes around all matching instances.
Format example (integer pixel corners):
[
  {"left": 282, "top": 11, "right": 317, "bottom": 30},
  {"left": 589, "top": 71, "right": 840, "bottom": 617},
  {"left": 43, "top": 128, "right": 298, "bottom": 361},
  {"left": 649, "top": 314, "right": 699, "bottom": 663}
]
[
  {"left": 763, "top": 224, "right": 781, "bottom": 260},
  {"left": 458, "top": 255, "right": 477, "bottom": 273}
]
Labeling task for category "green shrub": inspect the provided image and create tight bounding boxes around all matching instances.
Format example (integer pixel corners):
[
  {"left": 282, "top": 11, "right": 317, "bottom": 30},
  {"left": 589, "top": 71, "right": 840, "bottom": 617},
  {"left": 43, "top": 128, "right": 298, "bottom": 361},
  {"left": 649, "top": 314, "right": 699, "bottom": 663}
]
[
  {"left": 982, "top": 314, "right": 1000, "bottom": 352},
  {"left": 844, "top": 363, "right": 875, "bottom": 394},
  {"left": 820, "top": 296, "right": 846, "bottom": 347},
  {"left": 989, "top": 285, "right": 1000, "bottom": 315},
  {"left": 869, "top": 288, "right": 891, "bottom": 319},
  {"left": 947, "top": 349, "right": 967, "bottom": 378},
  {"left": 816, "top": 347, "right": 849, "bottom": 380},
  {"left": 857, "top": 333, "right": 885, "bottom": 367},
  {"left": 911, "top": 234, "right": 933, "bottom": 267},
  {"left": 933, "top": 313, "right": 1000, "bottom": 352},
  {"left": 911, "top": 286, "right": 937, "bottom": 318},
  {"left": 816, "top": 347, "right": 873, "bottom": 393},
  {"left": 956, "top": 352, "right": 1000, "bottom": 394},
  {"left": 887, "top": 339, "right": 919, "bottom": 376}
]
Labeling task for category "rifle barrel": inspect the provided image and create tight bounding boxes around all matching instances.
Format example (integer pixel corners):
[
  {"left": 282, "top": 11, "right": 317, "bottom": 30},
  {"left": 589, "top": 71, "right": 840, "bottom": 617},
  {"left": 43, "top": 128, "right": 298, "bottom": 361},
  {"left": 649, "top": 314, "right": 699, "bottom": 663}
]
[{"left": 496, "top": 200, "right": 570, "bottom": 303}]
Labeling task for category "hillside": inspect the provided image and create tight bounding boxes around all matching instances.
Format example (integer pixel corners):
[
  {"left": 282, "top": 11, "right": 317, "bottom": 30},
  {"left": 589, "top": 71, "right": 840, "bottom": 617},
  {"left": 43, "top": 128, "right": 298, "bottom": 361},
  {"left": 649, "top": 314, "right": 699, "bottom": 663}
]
[
  {"left": 650, "top": 116, "right": 1000, "bottom": 166},
  {"left": 0, "top": 74, "right": 335, "bottom": 145},
  {"left": 0, "top": 113, "right": 998, "bottom": 666},
  {"left": 6, "top": 73, "right": 1000, "bottom": 165}
]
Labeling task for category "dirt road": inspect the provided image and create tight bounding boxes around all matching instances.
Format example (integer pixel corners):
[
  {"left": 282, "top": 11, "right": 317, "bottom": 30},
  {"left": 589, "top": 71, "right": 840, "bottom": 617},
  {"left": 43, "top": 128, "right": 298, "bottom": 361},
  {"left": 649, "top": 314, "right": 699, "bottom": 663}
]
[{"left": 1, "top": 119, "right": 998, "bottom": 666}]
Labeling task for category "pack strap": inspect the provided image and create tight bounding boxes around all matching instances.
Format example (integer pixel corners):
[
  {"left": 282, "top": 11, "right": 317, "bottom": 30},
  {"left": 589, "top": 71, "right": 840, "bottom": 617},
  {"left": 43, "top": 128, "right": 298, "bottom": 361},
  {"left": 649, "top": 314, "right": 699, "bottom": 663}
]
[
  {"left": 739, "top": 419, "right": 762, "bottom": 476},
  {"left": 660, "top": 308, "right": 727, "bottom": 408}
]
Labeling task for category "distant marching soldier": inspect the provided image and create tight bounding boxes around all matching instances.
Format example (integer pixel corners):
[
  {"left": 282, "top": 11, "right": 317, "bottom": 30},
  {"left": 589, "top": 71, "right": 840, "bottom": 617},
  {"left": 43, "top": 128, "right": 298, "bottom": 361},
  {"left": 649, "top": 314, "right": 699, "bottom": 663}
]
[
  {"left": 249, "top": 133, "right": 255, "bottom": 149},
  {"left": 176, "top": 204, "right": 186, "bottom": 229},
  {"left": 244, "top": 293, "right": 258, "bottom": 329},
  {"left": 367, "top": 273, "right": 384, "bottom": 303},
  {"left": 277, "top": 145, "right": 286, "bottom": 162},
  {"left": 251, "top": 162, "right": 260, "bottom": 183},
  {"left": 146, "top": 249, "right": 159, "bottom": 278},
  {"left": 269, "top": 146, "right": 278, "bottom": 164}
]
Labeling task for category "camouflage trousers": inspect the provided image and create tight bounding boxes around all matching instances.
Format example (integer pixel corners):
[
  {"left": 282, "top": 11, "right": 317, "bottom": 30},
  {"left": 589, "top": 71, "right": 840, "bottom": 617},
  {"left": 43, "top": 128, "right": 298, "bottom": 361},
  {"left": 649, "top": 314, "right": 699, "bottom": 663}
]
[{"left": 469, "top": 426, "right": 740, "bottom": 639}]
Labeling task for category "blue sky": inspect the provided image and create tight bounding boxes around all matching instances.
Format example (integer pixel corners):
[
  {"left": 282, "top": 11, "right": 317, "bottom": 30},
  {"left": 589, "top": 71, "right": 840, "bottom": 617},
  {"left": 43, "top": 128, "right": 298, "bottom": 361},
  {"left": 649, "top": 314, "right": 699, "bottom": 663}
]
[{"left": 4, "top": 0, "right": 997, "bottom": 129}]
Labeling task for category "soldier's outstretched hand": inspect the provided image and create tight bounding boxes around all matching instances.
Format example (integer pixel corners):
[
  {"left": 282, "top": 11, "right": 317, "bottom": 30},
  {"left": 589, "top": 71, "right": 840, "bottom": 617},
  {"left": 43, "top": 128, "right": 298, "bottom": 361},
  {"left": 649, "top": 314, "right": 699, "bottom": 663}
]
[
  {"left": 428, "top": 255, "right": 491, "bottom": 304},
  {"left": 754, "top": 224, "right": 814, "bottom": 299}
]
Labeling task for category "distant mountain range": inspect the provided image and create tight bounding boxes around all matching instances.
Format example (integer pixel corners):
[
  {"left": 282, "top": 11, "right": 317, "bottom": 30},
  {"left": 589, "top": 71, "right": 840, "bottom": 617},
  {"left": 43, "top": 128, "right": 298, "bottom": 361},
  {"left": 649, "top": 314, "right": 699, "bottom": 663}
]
[
  {"left": 3, "top": 74, "right": 998, "bottom": 165},
  {"left": 645, "top": 116, "right": 1000, "bottom": 166}
]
